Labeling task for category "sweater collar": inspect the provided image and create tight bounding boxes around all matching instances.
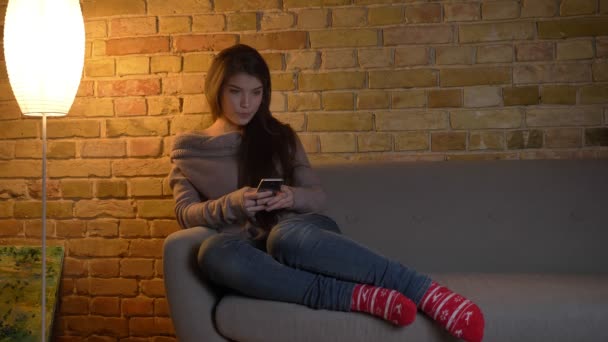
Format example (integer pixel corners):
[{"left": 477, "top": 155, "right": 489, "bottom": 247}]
[{"left": 171, "top": 131, "right": 241, "bottom": 159}]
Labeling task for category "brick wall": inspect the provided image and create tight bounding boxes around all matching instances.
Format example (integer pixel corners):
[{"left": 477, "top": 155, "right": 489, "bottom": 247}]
[{"left": 0, "top": 0, "right": 607, "bottom": 340}]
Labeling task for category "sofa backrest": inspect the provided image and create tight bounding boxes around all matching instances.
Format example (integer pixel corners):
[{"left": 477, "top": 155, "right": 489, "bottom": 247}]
[{"left": 315, "top": 160, "right": 608, "bottom": 274}]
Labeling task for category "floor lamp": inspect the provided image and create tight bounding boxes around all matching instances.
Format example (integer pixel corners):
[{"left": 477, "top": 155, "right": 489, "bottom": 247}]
[{"left": 3, "top": 0, "right": 85, "bottom": 340}]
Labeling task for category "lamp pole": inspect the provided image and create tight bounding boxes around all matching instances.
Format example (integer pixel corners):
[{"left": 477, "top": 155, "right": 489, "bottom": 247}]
[{"left": 41, "top": 114, "right": 47, "bottom": 340}]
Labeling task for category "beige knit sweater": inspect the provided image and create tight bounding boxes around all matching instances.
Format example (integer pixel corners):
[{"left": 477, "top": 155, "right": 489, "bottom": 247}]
[{"left": 169, "top": 131, "right": 326, "bottom": 236}]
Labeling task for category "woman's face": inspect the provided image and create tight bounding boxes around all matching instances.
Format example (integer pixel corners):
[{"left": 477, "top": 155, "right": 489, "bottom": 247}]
[{"left": 219, "top": 72, "right": 264, "bottom": 129}]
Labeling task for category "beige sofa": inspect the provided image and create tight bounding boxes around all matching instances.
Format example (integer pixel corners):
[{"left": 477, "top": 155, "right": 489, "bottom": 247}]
[{"left": 163, "top": 159, "right": 608, "bottom": 342}]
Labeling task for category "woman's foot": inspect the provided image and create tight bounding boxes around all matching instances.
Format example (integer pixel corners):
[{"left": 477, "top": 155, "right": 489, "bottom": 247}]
[
  {"left": 350, "top": 284, "right": 417, "bottom": 326},
  {"left": 419, "top": 282, "right": 485, "bottom": 342}
]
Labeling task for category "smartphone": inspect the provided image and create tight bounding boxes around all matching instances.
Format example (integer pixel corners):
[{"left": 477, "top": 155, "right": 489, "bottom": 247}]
[{"left": 256, "top": 178, "right": 284, "bottom": 194}]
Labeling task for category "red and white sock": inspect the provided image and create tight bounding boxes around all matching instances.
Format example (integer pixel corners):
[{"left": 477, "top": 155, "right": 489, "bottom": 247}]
[
  {"left": 350, "top": 284, "right": 416, "bottom": 326},
  {"left": 419, "top": 282, "right": 485, "bottom": 342}
]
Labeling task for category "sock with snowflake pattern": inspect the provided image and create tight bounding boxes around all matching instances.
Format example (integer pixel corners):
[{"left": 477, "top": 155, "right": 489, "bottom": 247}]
[
  {"left": 419, "top": 281, "right": 485, "bottom": 342},
  {"left": 350, "top": 284, "right": 417, "bottom": 326}
]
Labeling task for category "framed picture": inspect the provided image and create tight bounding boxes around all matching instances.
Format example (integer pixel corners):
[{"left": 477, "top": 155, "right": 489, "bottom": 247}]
[{"left": 0, "top": 246, "right": 64, "bottom": 341}]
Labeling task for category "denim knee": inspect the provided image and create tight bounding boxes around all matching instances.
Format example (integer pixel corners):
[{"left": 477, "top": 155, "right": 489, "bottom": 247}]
[
  {"left": 266, "top": 224, "right": 297, "bottom": 261},
  {"left": 266, "top": 215, "right": 338, "bottom": 262},
  {"left": 197, "top": 233, "right": 244, "bottom": 282}
]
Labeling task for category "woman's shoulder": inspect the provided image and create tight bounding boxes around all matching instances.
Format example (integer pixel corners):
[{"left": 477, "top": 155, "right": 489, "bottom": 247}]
[{"left": 171, "top": 130, "right": 241, "bottom": 159}]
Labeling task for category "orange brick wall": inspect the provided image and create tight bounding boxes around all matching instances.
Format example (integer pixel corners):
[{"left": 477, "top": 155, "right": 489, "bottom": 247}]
[{"left": 0, "top": 0, "right": 607, "bottom": 340}]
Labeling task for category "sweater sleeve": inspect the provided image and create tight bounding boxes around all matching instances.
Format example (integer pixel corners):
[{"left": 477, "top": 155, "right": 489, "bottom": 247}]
[
  {"left": 168, "top": 166, "right": 248, "bottom": 229},
  {"left": 290, "top": 136, "right": 327, "bottom": 213}
]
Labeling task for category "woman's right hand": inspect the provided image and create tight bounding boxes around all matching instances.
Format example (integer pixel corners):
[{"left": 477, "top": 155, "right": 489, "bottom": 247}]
[{"left": 242, "top": 187, "right": 275, "bottom": 217}]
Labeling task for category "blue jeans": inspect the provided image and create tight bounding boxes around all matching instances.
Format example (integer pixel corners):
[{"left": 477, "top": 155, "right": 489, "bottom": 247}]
[{"left": 197, "top": 213, "right": 431, "bottom": 312}]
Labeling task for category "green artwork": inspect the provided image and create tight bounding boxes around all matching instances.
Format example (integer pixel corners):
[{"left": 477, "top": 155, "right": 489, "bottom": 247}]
[{"left": 0, "top": 246, "right": 64, "bottom": 342}]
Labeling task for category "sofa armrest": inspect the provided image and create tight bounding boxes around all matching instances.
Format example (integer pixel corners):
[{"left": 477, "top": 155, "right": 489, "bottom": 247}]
[{"left": 163, "top": 226, "right": 229, "bottom": 342}]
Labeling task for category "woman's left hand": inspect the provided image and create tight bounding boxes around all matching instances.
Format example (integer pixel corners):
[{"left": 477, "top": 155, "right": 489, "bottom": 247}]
[{"left": 265, "top": 185, "right": 294, "bottom": 211}]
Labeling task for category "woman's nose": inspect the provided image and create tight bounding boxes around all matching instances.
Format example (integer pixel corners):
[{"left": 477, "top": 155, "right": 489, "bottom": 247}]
[{"left": 240, "top": 94, "right": 249, "bottom": 108}]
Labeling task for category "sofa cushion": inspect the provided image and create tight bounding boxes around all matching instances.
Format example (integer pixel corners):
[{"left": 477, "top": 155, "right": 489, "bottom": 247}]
[
  {"left": 315, "top": 160, "right": 608, "bottom": 274},
  {"left": 215, "top": 273, "right": 608, "bottom": 342}
]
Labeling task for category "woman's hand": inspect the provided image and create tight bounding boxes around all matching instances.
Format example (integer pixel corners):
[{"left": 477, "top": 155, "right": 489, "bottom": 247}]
[
  {"left": 264, "top": 185, "right": 294, "bottom": 212},
  {"left": 243, "top": 188, "right": 274, "bottom": 217}
]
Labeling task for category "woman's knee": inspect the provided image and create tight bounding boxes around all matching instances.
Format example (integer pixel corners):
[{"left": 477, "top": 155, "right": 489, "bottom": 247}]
[
  {"left": 267, "top": 219, "right": 326, "bottom": 260},
  {"left": 266, "top": 224, "right": 294, "bottom": 259},
  {"left": 197, "top": 234, "right": 242, "bottom": 279}
]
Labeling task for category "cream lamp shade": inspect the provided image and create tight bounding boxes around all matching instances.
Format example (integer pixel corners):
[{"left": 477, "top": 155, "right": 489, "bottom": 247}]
[{"left": 3, "top": 0, "right": 85, "bottom": 117}]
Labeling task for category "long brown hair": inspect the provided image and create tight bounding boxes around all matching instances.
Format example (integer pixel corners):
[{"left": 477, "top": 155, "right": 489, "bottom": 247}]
[{"left": 205, "top": 44, "right": 297, "bottom": 231}]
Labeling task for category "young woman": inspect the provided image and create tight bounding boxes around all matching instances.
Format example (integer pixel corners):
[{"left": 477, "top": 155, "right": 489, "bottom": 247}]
[{"left": 169, "top": 44, "right": 484, "bottom": 342}]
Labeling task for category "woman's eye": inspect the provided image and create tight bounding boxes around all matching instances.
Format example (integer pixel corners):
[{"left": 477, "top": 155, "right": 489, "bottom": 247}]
[
  {"left": 253, "top": 91, "right": 262, "bottom": 96},
  {"left": 229, "top": 89, "right": 240, "bottom": 94}
]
